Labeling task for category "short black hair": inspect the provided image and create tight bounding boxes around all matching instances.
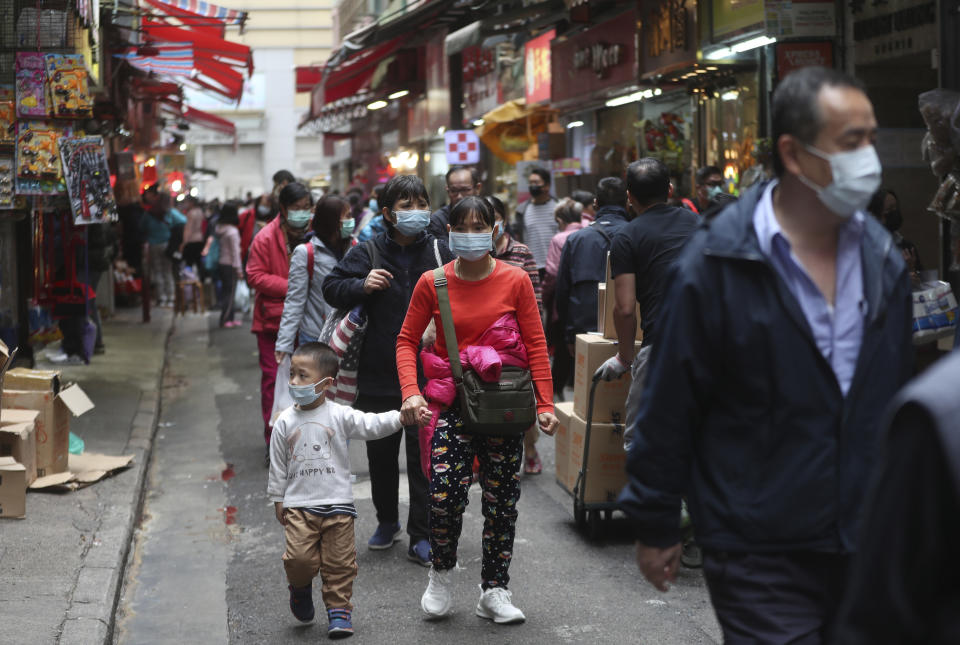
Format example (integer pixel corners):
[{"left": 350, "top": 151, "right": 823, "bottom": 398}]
[
  {"left": 695, "top": 166, "right": 723, "bottom": 186},
  {"left": 450, "top": 195, "right": 495, "bottom": 229},
  {"left": 772, "top": 66, "right": 866, "bottom": 176},
  {"left": 293, "top": 342, "right": 339, "bottom": 378},
  {"left": 596, "top": 177, "right": 627, "bottom": 208},
  {"left": 380, "top": 174, "right": 429, "bottom": 213},
  {"left": 446, "top": 166, "right": 479, "bottom": 186},
  {"left": 625, "top": 159, "right": 671, "bottom": 207},
  {"left": 273, "top": 170, "right": 295, "bottom": 186},
  {"left": 529, "top": 167, "right": 550, "bottom": 184},
  {"left": 485, "top": 196, "right": 506, "bottom": 219},
  {"left": 278, "top": 182, "right": 311, "bottom": 208},
  {"left": 218, "top": 201, "right": 240, "bottom": 226},
  {"left": 571, "top": 189, "right": 595, "bottom": 209}
]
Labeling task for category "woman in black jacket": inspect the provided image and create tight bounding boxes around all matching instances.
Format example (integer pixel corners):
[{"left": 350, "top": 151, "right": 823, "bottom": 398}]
[{"left": 321, "top": 175, "right": 455, "bottom": 566}]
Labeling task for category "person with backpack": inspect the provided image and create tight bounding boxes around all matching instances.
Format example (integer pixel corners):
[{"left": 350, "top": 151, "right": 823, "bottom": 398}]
[
  {"left": 322, "top": 174, "right": 455, "bottom": 567},
  {"left": 141, "top": 191, "right": 187, "bottom": 307},
  {"left": 554, "top": 177, "right": 631, "bottom": 346},
  {"left": 275, "top": 195, "right": 353, "bottom": 360},
  {"left": 215, "top": 202, "right": 243, "bottom": 328}
]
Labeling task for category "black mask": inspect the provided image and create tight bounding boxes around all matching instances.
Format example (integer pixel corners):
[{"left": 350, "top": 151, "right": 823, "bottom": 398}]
[{"left": 529, "top": 185, "right": 544, "bottom": 198}]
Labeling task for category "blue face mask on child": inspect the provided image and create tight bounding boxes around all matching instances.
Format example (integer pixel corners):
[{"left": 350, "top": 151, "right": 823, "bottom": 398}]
[
  {"left": 289, "top": 378, "right": 333, "bottom": 407},
  {"left": 449, "top": 231, "right": 493, "bottom": 261}
]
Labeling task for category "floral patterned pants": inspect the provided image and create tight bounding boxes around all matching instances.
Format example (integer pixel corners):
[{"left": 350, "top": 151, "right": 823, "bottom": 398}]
[{"left": 428, "top": 409, "right": 524, "bottom": 590}]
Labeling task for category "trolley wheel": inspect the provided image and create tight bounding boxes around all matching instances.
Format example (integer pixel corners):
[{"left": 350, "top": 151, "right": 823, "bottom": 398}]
[
  {"left": 603, "top": 509, "right": 614, "bottom": 523},
  {"left": 588, "top": 510, "right": 602, "bottom": 540}
]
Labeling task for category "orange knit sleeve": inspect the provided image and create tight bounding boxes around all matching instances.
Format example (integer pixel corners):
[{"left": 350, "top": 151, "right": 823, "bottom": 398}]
[
  {"left": 511, "top": 269, "right": 554, "bottom": 414},
  {"left": 396, "top": 270, "right": 437, "bottom": 402}
]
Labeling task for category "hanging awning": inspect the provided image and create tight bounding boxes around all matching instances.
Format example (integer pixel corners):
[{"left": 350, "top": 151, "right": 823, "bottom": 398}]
[
  {"left": 141, "top": 18, "right": 253, "bottom": 74},
  {"left": 160, "top": 98, "right": 236, "bottom": 137},
  {"left": 475, "top": 99, "right": 556, "bottom": 164},
  {"left": 144, "top": 0, "right": 248, "bottom": 33},
  {"left": 322, "top": 36, "right": 405, "bottom": 104},
  {"left": 295, "top": 66, "right": 324, "bottom": 93},
  {"left": 115, "top": 42, "right": 194, "bottom": 77}
]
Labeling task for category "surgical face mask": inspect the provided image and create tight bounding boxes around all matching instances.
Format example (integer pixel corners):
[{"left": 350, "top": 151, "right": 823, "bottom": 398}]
[
  {"left": 286, "top": 209, "right": 312, "bottom": 229},
  {"left": 493, "top": 220, "right": 506, "bottom": 241},
  {"left": 797, "top": 144, "right": 882, "bottom": 217},
  {"left": 707, "top": 185, "right": 724, "bottom": 201},
  {"left": 340, "top": 217, "right": 356, "bottom": 238},
  {"left": 449, "top": 231, "right": 493, "bottom": 261},
  {"left": 288, "top": 377, "right": 333, "bottom": 407},
  {"left": 257, "top": 204, "right": 271, "bottom": 217},
  {"left": 394, "top": 209, "right": 431, "bottom": 236}
]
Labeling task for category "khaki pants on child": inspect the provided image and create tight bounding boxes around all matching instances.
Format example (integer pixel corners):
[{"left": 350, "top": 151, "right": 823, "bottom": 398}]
[{"left": 282, "top": 509, "right": 358, "bottom": 609}]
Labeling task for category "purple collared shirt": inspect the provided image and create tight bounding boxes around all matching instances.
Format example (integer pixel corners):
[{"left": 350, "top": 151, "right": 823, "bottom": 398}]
[{"left": 753, "top": 181, "right": 866, "bottom": 396}]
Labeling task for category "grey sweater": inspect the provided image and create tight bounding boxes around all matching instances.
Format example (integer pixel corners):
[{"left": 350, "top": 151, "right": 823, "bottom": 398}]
[{"left": 276, "top": 237, "right": 339, "bottom": 354}]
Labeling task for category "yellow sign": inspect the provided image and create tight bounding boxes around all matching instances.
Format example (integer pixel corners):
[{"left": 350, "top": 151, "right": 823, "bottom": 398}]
[{"left": 712, "top": 0, "right": 764, "bottom": 39}]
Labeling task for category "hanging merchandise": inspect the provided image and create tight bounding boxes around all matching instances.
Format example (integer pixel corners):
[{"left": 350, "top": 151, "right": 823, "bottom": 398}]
[
  {"left": 58, "top": 136, "right": 117, "bottom": 225},
  {"left": 16, "top": 53, "right": 48, "bottom": 118},
  {"left": 16, "top": 120, "right": 71, "bottom": 195},
  {"left": 0, "top": 156, "right": 13, "bottom": 209},
  {"left": 0, "top": 86, "right": 14, "bottom": 146},
  {"left": 45, "top": 54, "right": 93, "bottom": 119}
]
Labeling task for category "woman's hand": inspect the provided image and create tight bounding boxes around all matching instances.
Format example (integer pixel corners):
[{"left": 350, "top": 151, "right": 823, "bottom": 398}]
[
  {"left": 538, "top": 412, "right": 559, "bottom": 436},
  {"left": 401, "top": 395, "right": 428, "bottom": 427},
  {"left": 363, "top": 269, "right": 394, "bottom": 294},
  {"left": 275, "top": 350, "right": 288, "bottom": 364}
]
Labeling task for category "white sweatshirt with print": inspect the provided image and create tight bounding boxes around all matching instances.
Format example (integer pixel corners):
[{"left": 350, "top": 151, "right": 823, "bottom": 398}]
[{"left": 267, "top": 401, "right": 402, "bottom": 507}]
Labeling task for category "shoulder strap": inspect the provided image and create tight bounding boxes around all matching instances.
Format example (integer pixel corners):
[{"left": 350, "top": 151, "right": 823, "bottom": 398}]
[
  {"left": 305, "top": 242, "right": 315, "bottom": 288},
  {"left": 433, "top": 267, "right": 464, "bottom": 383},
  {"left": 593, "top": 222, "right": 613, "bottom": 245},
  {"left": 433, "top": 238, "right": 442, "bottom": 268},
  {"left": 365, "top": 239, "right": 380, "bottom": 270}
]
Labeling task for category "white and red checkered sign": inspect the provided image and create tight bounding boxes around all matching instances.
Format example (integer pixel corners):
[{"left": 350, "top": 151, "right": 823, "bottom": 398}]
[{"left": 444, "top": 130, "right": 480, "bottom": 165}]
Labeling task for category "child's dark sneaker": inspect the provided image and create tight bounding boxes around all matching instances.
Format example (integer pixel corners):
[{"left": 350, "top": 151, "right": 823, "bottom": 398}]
[
  {"left": 327, "top": 608, "right": 354, "bottom": 639},
  {"left": 288, "top": 584, "right": 315, "bottom": 622}
]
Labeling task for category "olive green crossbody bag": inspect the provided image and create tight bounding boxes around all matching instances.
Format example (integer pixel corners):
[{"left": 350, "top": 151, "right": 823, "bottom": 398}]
[{"left": 432, "top": 267, "right": 538, "bottom": 436}]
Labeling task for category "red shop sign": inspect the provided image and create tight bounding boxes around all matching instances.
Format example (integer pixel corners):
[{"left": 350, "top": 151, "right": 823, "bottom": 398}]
[
  {"left": 551, "top": 10, "right": 638, "bottom": 108},
  {"left": 525, "top": 30, "right": 555, "bottom": 105},
  {"left": 776, "top": 41, "right": 833, "bottom": 79}
]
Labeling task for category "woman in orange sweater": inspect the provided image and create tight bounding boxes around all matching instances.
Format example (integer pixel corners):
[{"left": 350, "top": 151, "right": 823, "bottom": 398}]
[{"left": 396, "top": 196, "right": 558, "bottom": 625}]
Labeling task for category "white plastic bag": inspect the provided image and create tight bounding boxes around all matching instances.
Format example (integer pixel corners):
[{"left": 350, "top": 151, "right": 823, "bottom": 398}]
[
  {"left": 234, "top": 279, "right": 251, "bottom": 313},
  {"left": 270, "top": 354, "right": 293, "bottom": 425}
]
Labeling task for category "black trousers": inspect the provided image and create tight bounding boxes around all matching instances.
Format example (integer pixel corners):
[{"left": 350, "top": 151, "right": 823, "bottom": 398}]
[
  {"left": 217, "top": 264, "right": 237, "bottom": 326},
  {"left": 353, "top": 393, "right": 429, "bottom": 542},
  {"left": 703, "top": 550, "right": 851, "bottom": 645}
]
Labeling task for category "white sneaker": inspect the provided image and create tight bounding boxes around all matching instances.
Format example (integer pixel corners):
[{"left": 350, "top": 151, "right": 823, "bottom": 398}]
[
  {"left": 476, "top": 585, "right": 525, "bottom": 624},
  {"left": 420, "top": 567, "right": 453, "bottom": 619}
]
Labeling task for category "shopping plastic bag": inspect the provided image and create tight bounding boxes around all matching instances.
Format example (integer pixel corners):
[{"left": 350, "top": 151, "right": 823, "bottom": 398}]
[
  {"left": 234, "top": 279, "right": 251, "bottom": 313},
  {"left": 317, "top": 305, "right": 368, "bottom": 406},
  {"left": 270, "top": 354, "right": 293, "bottom": 425},
  {"left": 912, "top": 280, "right": 959, "bottom": 343}
]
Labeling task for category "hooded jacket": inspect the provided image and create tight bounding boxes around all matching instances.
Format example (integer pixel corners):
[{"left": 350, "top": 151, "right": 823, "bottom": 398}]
[{"left": 618, "top": 181, "right": 914, "bottom": 554}]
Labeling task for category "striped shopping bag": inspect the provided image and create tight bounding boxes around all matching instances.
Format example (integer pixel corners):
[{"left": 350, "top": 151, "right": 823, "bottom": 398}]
[{"left": 318, "top": 304, "right": 368, "bottom": 406}]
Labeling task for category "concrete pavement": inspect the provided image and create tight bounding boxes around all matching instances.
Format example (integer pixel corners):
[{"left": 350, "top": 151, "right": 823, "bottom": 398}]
[{"left": 0, "top": 306, "right": 173, "bottom": 645}]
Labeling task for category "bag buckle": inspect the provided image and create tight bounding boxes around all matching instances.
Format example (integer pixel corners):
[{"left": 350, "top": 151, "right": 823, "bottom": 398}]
[{"left": 434, "top": 276, "right": 448, "bottom": 288}]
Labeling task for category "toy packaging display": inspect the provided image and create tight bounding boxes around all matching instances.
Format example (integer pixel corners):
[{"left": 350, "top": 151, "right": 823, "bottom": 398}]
[
  {"left": 15, "top": 120, "right": 70, "bottom": 195},
  {"left": 913, "top": 280, "right": 959, "bottom": 343},
  {"left": 15, "top": 53, "right": 48, "bottom": 118},
  {"left": 45, "top": 55, "right": 92, "bottom": 119},
  {"left": 0, "top": 86, "right": 14, "bottom": 146},
  {"left": 0, "top": 156, "right": 14, "bottom": 209},
  {"left": 58, "top": 136, "right": 117, "bottom": 224}
]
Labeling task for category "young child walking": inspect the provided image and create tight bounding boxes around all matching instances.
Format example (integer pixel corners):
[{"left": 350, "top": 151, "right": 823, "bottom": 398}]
[{"left": 268, "top": 342, "right": 423, "bottom": 638}]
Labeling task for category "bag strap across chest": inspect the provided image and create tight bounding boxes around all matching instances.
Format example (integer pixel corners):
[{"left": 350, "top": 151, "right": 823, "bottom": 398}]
[{"left": 433, "top": 267, "right": 464, "bottom": 385}]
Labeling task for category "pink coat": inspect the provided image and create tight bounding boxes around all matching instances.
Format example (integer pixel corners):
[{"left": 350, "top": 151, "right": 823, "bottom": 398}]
[{"left": 418, "top": 314, "right": 528, "bottom": 475}]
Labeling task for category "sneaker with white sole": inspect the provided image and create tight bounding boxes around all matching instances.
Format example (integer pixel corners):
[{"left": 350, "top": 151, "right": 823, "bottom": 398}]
[
  {"left": 420, "top": 567, "right": 453, "bottom": 619},
  {"left": 475, "top": 585, "right": 525, "bottom": 624}
]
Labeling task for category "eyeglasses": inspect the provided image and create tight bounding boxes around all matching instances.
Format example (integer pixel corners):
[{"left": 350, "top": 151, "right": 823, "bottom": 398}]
[{"left": 447, "top": 185, "right": 475, "bottom": 195}]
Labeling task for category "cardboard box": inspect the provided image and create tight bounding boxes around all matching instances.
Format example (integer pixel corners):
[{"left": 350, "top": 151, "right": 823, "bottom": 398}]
[
  {"left": 554, "top": 401, "right": 575, "bottom": 493},
  {"left": 4, "top": 367, "right": 61, "bottom": 393},
  {"left": 598, "top": 253, "right": 643, "bottom": 341},
  {"left": 3, "top": 382, "right": 93, "bottom": 477},
  {"left": 0, "top": 409, "right": 39, "bottom": 485},
  {"left": 0, "top": 456, "right": 26, "bottom": 518},
  {"left": 0, "top": 339, "right": 13, "bottom": 410},
  {"left": 573, "top": 333, "right": 642, "bottom": 423},
  {"left": 568, "top": 409, "right": 628, "bottom": 505}
]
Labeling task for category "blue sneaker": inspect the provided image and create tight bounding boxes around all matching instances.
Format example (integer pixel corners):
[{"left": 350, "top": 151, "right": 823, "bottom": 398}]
[
  {"left": 367, "top": 522, "right": 402, "bottom": 550},
  {"left": 288, "top": 584, "right": 314, "bottom": 623},
  {"left": 407, "top": 539, "right": 432, "bottom": 567},
  {"left": 327, "top": 608, "right": 354, "bottom": 639}
]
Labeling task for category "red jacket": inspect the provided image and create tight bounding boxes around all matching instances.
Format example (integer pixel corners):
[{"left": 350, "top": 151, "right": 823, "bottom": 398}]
[
  {"left": 239, "top": 207, "right": 256, "bottom": 262},
  {"left": 245, "top": 217, "right": 290, "bottom": 334}
]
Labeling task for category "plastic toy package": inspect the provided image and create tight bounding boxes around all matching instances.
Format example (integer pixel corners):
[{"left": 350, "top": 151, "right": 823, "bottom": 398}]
[
  {"left": 15, "top": 52, "right": 47, "bottom": 118},
  {"left": 15, "top": 120, "right": 70, "bottom": 195},
  {"left": 0, "top": 155, "right": 14, "bottom": 208},
  {"left": 58, "top": 136, "right": 118, "bottom": 224},
  {"left": 45, "top": 54, "right": 92, "bottom": 119},
  {"left": 0, "top": 86, "right": 14, "bottom": 146}
]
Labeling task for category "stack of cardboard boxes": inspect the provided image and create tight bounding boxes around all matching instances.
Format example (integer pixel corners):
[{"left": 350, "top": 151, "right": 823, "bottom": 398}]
[
  {"left": 554, "top": 258, "right": 642, "bottom": 505},
  {"left": 0, "top": 341, "right": 93, "bottom": 518}
]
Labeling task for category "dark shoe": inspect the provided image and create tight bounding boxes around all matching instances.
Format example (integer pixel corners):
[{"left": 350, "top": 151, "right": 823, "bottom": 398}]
[
  {"left": 367, "top": 522, "right": 401, "bottom": 550},
  {"left": 288, "top": 584, "right": 315, "bottom": 623},
  {"left": 327, "top": 608, "right": 354, "bottom": 639},
  {"left": 407, "top": 539, "right": 432, "bottom": 567},
  {"left": 680, "top": 539, "right": 703, "bottom": 569}
]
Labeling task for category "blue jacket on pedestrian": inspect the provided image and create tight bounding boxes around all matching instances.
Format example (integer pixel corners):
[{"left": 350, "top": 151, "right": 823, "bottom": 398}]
[
  {"left": 618, "top": 182, "right": 914, "bottom": 555},
  {"left": 554, "top": 205, "right": 630, "bottom": 342},
  {"left": 321, "top": 230, "right": 455, "bottom": 399}
]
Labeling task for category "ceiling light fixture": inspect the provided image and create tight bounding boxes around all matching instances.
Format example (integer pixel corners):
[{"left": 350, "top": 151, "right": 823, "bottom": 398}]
[
  {"left": 366, "top": 100, "right": 388, "bottom": 111},
  {"left": 388, "top": 90, "right": 410, "bottom": 100},
  {"left": 566, "top": 120, "right": 584, "bottom": 129}
]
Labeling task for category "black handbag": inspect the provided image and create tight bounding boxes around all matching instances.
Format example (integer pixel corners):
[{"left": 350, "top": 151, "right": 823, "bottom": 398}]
[{"left": 432, "top": 267, "right": 537, "bottom": 436}]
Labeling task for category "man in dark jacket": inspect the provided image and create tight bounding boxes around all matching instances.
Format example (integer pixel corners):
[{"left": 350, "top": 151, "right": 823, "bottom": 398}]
[
  {"left": 322, "top": 174, "right": 455, "bottom": 565},
  {"left": 426, "top": 166, "right": 481, "bottom": 240},
  {"left": 619, "top": 66, "right": 914, "bottom": 643},
  {"left": 554, "top": 177, "right": 630, "bottom": 344},
  {"left": 833, "top": 349, "right": 960, "bottom": 645}
]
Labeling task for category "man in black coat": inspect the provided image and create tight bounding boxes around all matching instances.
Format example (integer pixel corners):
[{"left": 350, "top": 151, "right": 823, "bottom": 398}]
[{"left": 619, "top": 66, "right": 914, "bottom": 643}]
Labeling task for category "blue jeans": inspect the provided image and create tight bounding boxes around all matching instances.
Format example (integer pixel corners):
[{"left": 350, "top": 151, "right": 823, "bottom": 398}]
[{"left": 298, "top": 331, "right": 317, "bottom": 346}]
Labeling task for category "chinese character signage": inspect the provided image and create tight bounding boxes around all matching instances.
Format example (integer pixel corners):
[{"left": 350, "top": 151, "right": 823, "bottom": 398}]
[
  {"left": 524, "top": 30, "right": 555, "bottom": 106},
  {"left": 445, "top": 130, "right": 480, "bottom": 165},
  {"left": 766, "top": 0, "right": 836, "bottom": 39},
  {"left": 551, "top": 12, "right": 637, "bottom": 108},
  {"left": 776, "top": 41, "right": 833, "bottom": 78},
  {"left": 640, "top": 0, "right": 697, "bottom": 79}
]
